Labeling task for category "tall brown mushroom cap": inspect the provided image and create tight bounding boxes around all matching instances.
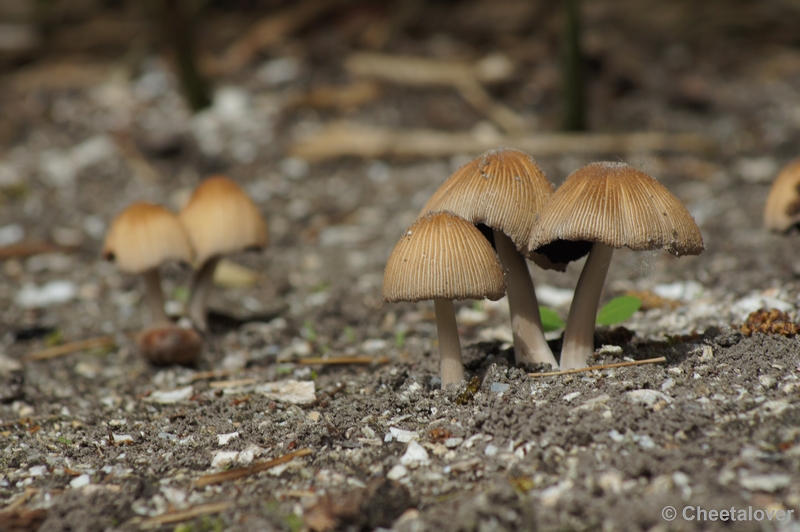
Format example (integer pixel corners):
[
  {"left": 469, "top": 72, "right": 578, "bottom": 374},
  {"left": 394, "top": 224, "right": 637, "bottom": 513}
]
[
  {"left": 179, "top": 176, "right": 268, "bottom": 264},
  {"left": 419, "top": 147, "right": 555, "bottom": 251},
  {"left": 529, "top": 162, "right": 704, "bottom": 258},
  {"left": 764, "top": 159, "right": 800, "bottom": 233},
  {"left": 383, "top": 211, "right": 506, "bottom": 303},
  {"left": 102, "top": 202, "right": 193, "bottom": 273}
]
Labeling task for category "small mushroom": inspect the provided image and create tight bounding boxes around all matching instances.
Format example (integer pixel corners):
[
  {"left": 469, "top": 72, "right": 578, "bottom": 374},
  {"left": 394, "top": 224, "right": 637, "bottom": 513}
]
[
  {"left": 383, "top": 211, "right": 505, "bottom": 387},
  {"left": 178, "top": 176, "right": 268, "bottom": 332},
  {"left": 419, "top": 147, "right": 560, "bottom": 368},
  {"left": 102, "top": 202, "right": 201, "bottom": 365},
  {"left": 764, "top": 159, "right": 800, "bottom": 233},
  {"left": 528, "top": 162, "right": 704, "bottom": 370}
]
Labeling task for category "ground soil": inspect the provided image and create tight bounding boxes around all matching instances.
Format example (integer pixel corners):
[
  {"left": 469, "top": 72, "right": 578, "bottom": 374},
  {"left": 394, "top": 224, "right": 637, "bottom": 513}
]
[{"left": 1, "top": 1, "right": 800, "bottom": 531}]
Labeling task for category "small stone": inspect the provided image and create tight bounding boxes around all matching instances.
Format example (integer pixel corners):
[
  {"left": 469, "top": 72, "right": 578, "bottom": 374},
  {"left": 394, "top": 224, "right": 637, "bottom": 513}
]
[
  {"left": 0, "top": 223, "right": 24, "bottom": 246},
  {"left": 217, "top": 432, "right": 239, "bottom": 446},
  {"left": 112, "top": 434, "right": 133, "bottom": 444},
  {"left": 572, "top": 394, "right": 610, "bottom": 413},
  {"left": 661, "top": 378, "right": 675, "bottom": 392},
  {"left": 739, "top": 473, "right": 792, "bottom": 492},
  {"left": 256, "top": 380, "right": 315, "bottom": 405},
  {"left": 28, "top": 465, "right": 47, "bottom": 477},
  {"left": 399, "top": 441, "right": 430, "bottom": 468},
  {"left": 698, "top": 345, "right": 714, "bottom": 362},
  {"left": 146, "top": 386, "right": 194, "bottom": 404},
  {"left": 598, "top": 345, "right": 622, "bottom": 355},
  {"left": 387, "top": 464, "right": 408, "bottom": 480},
  {"left": 758, "top": 375, "right": 776, "bottom": 389},
  {"left": 211, "top": 451, "right": 239, "bottom": 469},
  {"left": 626, "top": 389, "right": 673, "bottom": 408},
  {"left": 444, "top": 437, "right": 463, "bottom": 448},
  {"left": 484, "top": 444, "right": 499, "bottom": 456},
  {"left": 70, "top": 474, "right": 91, "bottom": 489},
  {"left": 390, "top": 427, "right": 418, "bottom": 443},
  {"left": 563, "top": 392, "right": 581, "bottom": 402},
  {"left": 16, "top": 280, "right": 77, "bottom": 308},
  {"left": 491, "top": 383, "right": 510, "bottom": 393},
  {"left": 361, "top": 426, "right": 376, "bottom": 439}
]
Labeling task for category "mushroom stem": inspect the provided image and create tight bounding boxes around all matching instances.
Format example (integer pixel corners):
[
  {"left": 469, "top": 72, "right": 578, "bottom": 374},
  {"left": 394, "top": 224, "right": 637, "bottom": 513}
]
[
  {"left": 434, "top": 298, "right": 465, "bottom": 387},
  {"left": 493, "top": 230, "right": 558, "bottom": 369},
  {"left": 187, "top": 256, "right": 221, "bottom": 332},
  {"left": 142, "top": 268, "right": 170, "bottom": 325},
  {"left": 560, "top": 242, "right": 614, "bottom": 370}
]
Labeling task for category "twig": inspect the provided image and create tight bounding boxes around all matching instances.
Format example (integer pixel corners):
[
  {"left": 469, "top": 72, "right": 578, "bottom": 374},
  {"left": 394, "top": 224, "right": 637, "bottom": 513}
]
[
  {"left": 140, "top": 501, "right": 231, "bottom": 527},
  {"left": 0, "top": 242, "right": 77, "bottom": 259},
  {"left": 4, "top": 488, "right": 38, "bottom": 512},
  {"left": 194, "top": 448, "right": 312, "bottom": 488},
  {"left": 208, "top": 379, "right": 256, "bottom": 389},
  {"left": 297, "top": 356, "right": 390, "bottom": 365},
  {"left": 528, "top": 356, "right": 667, "bottom": 377},
  {"left": 345, "top": 52, "right": 524, "bottom": 133},
  {"left": 22, "top": 335, "right": 115, "bottom": 362},
  {"left": 189, "top": 370, "right": 238, "bottom": 382},
  {"left": 289, "top": 122, "right": 715, "bottom": 161}
]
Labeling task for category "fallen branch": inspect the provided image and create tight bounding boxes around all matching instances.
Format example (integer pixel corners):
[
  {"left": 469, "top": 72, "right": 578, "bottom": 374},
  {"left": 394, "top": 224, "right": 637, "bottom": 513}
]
[
  {"left": 140, "top": 501, "right": 231, "bottom": 527},
  {"left": 345, "top": 52, "right": 524, "bottom": 133},
  {"left": 297, "top": 356, "right": 390, "bottom": 365},
  {"left": 529, "top": 356, "right": 667, "bottom": 377},
  {"left": 289, "top": 122, "right": 714, "bottom": 161},
  {"left": 22, "top": 335, "right": 115, "bottom": 362},
  {"left": 194, "top": 448, "right": 313, "bottom": 488},
  {"left": 0, "top": 242, "right": 77, "bottom": 259}
]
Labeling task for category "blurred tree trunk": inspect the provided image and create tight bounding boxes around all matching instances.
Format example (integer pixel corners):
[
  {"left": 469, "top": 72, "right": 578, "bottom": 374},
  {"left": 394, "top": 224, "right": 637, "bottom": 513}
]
[
  {"left": 162, "top": 0, "right": 211, "bottom": 112},
  {"left": 561, "top": 0, "right": 586, "bottom": 131}
]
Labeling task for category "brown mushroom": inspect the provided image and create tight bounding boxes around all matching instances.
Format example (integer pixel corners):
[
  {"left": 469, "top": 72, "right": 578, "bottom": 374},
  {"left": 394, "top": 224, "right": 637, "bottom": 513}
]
[
  {"left": 764, "top": 159, "right": 800, "bottom": 233},
  {"left": 419, "top": 147, "right": 560, "bottom": 368},
  {"left": 383, "top": 211, "right": 506, "bottom": 387},
  {"left": 178, "top": 176, "right": 269, "bottom": 331},
  {"left": 529, "top": 162, "right": 704, "bottom": 369}
]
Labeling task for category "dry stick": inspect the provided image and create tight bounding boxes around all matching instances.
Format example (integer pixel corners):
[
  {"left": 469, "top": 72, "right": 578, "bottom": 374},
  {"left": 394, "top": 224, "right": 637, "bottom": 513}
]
[
  {"left": 140, "top": 501, "right": 231, "bottom": 527},
  {"left": 0, "top": 242, "right": 77, "bottom": 259},
  {"left": 528, "top": 356, "right": 667, "bottom": 377},
  {"left": 289, "top": 122, "right": 715, "bottom": 161},
  {"left": 194, "top": 448, "right": 312, "bottom": 488},
  {"left": 297, "top": 356, "right": 390, "bottom": 365},
  {"left": 4, "top": 488, "right": 39, "bottom": 512},
  {"left": 189, "top": 369, "right": 238, "bottom": 382},
  {"left": 22, "top": 336, "right": 115, "bottom": 362}
]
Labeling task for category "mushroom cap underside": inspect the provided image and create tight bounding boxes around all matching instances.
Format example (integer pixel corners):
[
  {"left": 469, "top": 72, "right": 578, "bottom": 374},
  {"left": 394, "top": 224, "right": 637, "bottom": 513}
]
[
  {"left": 419, "top": 147, "right": 555, "bottom": 254},
  {"left": 383, "top": 211, "right": 506, "bottom": 303},
  {"left": 764, "top": 159, "right": 800, "bottom": 233},
  {"left": 179, "top": 175, "right": 269, "bottom": 264},
  {"left": 102, "top": 202, "right": 194, "bottom": 274},
  {"left": 529, "top": 162, "right": 704, "bottom": 258}
]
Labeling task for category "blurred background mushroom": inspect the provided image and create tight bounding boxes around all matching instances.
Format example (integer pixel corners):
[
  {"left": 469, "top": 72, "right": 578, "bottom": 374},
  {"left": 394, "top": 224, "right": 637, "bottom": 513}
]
[
  {"left": 178, "top": 175, "right": 268, "bottom": 332},
  {"left": 102, "top": 202, "right": 202, "bottom": 365},
  {"left": 764, "top": 160, "right": 800, "bottom": 233}
]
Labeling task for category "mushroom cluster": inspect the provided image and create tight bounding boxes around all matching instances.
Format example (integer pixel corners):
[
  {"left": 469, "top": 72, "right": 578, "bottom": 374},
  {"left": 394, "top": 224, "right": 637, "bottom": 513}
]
[
  {"left": 103, "top": 176, "right": 268, "bottom": 365},
  {"left": 384, "top": 152, "right": 704, "bottom": 386}
]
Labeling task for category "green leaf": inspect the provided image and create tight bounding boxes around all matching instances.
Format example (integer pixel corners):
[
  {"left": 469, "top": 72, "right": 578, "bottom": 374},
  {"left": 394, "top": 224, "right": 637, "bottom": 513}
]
[
  {"left": 539, "top": 307, "right": 566, "bottom": 332},
  {"left": 596, "top": 296, "right": 642, "bottom": 326}
]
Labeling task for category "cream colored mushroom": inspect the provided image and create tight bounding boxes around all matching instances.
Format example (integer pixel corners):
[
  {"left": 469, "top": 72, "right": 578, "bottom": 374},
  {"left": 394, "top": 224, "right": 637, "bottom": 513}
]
[
  {"left": 419, "top": 147, "right": 560, "bottom": 368},
  {"left": 383, "top": 211, "right": 505, "bottom": 387},
  {"left": 103, "top": 202, "right": 201, "bottom": 365}
]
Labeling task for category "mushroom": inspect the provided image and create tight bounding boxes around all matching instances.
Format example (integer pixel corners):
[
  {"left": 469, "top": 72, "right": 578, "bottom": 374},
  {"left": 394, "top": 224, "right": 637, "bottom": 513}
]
[
  {"left": 383, "top": 211, "right": 506, "bottom": 387},
  {"left": 178, "top": 176, "right": 268, "bottom": 332},
  {"left": 528, "top": 162, "right": 704, "bottom": 370},
  {"left": 102, "top": 202, "right": 201, "bottom": 365},
  {"left": 419, "top": 148, "right": 560, "bottom": 368},
  {"left": 764, "top": 160, "right": 800, "bottom": 233}
]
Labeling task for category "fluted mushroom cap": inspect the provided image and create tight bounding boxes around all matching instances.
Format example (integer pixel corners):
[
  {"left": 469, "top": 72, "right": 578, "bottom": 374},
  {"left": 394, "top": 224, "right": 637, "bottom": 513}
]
[
  {"left": 102, "top": 202, "right": 193, "bottom": 274},
  {"left": 529, "top": 162, "right": 704, "bottom": 259},
  {"left": 764, "top": 160, "right": 800, "bottom": 233},
  {"left": 383, "top": 211, "right": 506, "bottom": 303},
  {"left": 179, "top": 176, "right": 268, "bottom": 264},
  {"left": 420, "top": 147, "right": 554, "bottom": 251}
]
